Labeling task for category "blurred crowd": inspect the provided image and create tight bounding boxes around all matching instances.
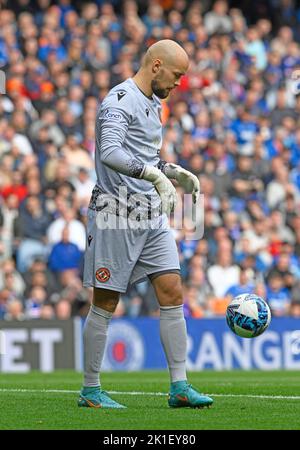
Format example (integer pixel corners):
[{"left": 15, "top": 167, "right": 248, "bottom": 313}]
[{"left": 1, "top": 0, "right": 300, "bottom": 320}]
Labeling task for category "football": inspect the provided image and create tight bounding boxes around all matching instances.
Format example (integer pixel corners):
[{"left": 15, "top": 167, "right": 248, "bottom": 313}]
[{"left": 226, "top": 293, "right": 271, "bottom": 338}]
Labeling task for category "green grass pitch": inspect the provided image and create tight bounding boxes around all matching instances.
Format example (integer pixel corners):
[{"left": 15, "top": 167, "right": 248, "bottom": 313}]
[{"left": 0, "top": 370, "right": 300, "bottom": 430}]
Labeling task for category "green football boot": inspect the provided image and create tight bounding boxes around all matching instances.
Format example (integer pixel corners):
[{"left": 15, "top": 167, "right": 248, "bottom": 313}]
[
  {"left": 78, "top": 386, "right": 126, "bottom": 409},
  {"left": 168, "top": 381, "right": 213, "bottom": 409}
]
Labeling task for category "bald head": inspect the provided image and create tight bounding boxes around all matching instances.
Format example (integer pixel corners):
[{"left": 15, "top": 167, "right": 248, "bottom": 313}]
[
  {"left": 134, "top": 40, "right": 189, "bottom": 99},
  {"left": 143, "top": 39, "right": 189, "bottom": 70}
]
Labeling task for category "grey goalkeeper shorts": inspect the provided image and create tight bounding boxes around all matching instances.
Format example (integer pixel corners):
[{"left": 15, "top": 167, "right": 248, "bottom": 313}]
[{"left": 83, "top": 209, "right": 181, "bottom": 293}]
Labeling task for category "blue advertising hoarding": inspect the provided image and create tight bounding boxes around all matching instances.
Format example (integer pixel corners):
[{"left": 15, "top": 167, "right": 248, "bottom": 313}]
[
  {"left": 101, "top": 318, "right": 300, "bottom": 371},
  {"left": 1, "top": 318, "right": 299, "bottom": 372}
]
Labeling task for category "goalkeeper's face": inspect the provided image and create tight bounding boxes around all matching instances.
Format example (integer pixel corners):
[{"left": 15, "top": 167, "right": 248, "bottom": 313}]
[{"left": 151, "top": 60, "right": 188, "bottom": 99}]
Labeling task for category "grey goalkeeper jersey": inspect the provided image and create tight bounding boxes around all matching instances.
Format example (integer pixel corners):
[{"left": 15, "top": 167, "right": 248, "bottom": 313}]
[{"left": 92, "top": 78, "right": 163, "bottom": 216}]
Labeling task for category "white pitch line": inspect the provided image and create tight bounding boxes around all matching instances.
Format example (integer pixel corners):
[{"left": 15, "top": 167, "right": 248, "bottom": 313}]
[
  {"left": 205, "top": 393, "right": 300, "bottom": 400},
  {"left": 0, "top": 388, "right": 300, "bottom": 400}
]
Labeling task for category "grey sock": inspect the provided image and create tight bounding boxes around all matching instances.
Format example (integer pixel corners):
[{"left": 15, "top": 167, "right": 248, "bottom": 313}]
[
  {"left": 83, "top": 304, "right": 113, "bottom": 387},
  {"left": 160, "top": 305, "right": 187, "bottom": 383}
]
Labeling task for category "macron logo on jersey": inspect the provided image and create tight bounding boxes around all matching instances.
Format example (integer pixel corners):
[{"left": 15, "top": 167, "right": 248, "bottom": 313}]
[
  {"left": 117, "top": 91, "right": 126, "bottom": 101},
  {"left": 102, "top": 109, "right": 123, "bottom": 122}
]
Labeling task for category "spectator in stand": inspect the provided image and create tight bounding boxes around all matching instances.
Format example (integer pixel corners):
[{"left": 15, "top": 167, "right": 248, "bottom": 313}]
[
  {"left": 15, "top": 195, "right": 52, "bottom": 272},
  {"left": 0, "top": 259, "right": 25, "bottom": 298},
  {"left": 40, "top": 304, "right": 55, "bottom": 319},
  {"left": 70, "top": 167, "right": 95, "bottom": 207},
  {"left": 225, "top": 267, "right": 255, "bottom": 299},
  {"left": 48, "top": 226, "right": 83, "bottom": 275},
  {"left": 266, "top": 251, "right": 297, "bottom": 291},
  {"left": 4, "top": 299, "right": 25, "bottom": 321},
  {"left": 23, "top": 258, "right": 59, "bottom": 299},
  {"left": 0, "top": 193, "right": 19, "bottom": 260},
  {"left": 204, "top": 0, "right": 232, "bottom": 36},
  {"left": 245, "top": 26, "right": 267, "bottom": 71},
  {"left": 266, "top": 163, "right": 296, "bottom": 210},
  {"left": 266, "top": 272, "right": 291, "bottom": 316},
  {"left": 24, "top": 286, "right": 48, "bottom": 319},
  {"left": 60, "top": 134, "right": 94, "bottom": 174},
  {"left": 230, "top": 155, "right": 263, "bottom": 206},
  {"left": 55, "top": 270, "right": 89, "bottom": 317},
  {"left": 207, "top": 250, "right": 240, "bottom": 298},
  {"left": 47, "top": 207, "right": 86, "bottom": 252}
]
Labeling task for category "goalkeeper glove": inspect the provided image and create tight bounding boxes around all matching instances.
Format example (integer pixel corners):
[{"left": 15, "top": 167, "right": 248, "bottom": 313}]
[
  {"left": 163, "top": 163, "right": 200, "bottom": 204},
  {"left": 140, "top": 165, "right": 177, "bottom": 215}
]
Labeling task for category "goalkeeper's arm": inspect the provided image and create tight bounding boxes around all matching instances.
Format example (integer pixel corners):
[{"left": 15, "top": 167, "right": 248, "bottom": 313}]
[
  {"left": 101, "top": 149, "right": 177, "bottom": 214},
  {"left": 98, "top": 102, "right": 177, "bottom": 214}
]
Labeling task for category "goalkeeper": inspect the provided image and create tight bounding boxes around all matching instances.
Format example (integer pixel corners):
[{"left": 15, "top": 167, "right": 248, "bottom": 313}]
[{"left": 79, "top": 39, "right": 213, "bottom": 409}]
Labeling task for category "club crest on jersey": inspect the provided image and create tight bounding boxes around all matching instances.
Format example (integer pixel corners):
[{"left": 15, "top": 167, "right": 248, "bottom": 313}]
[
  {"left": 145, "top": 108, "right": 149, "bottom": 117},
  {"left": 117, "top": 91, "right": 126, "bottom": 101},
  {"left": 95, "top": 267, "right": 111, "bottom": 283}
]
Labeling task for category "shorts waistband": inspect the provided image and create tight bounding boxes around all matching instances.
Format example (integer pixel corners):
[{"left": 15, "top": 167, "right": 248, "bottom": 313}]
[{"left": 88, "top": 185, "right": 162, "bottom": 220}]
